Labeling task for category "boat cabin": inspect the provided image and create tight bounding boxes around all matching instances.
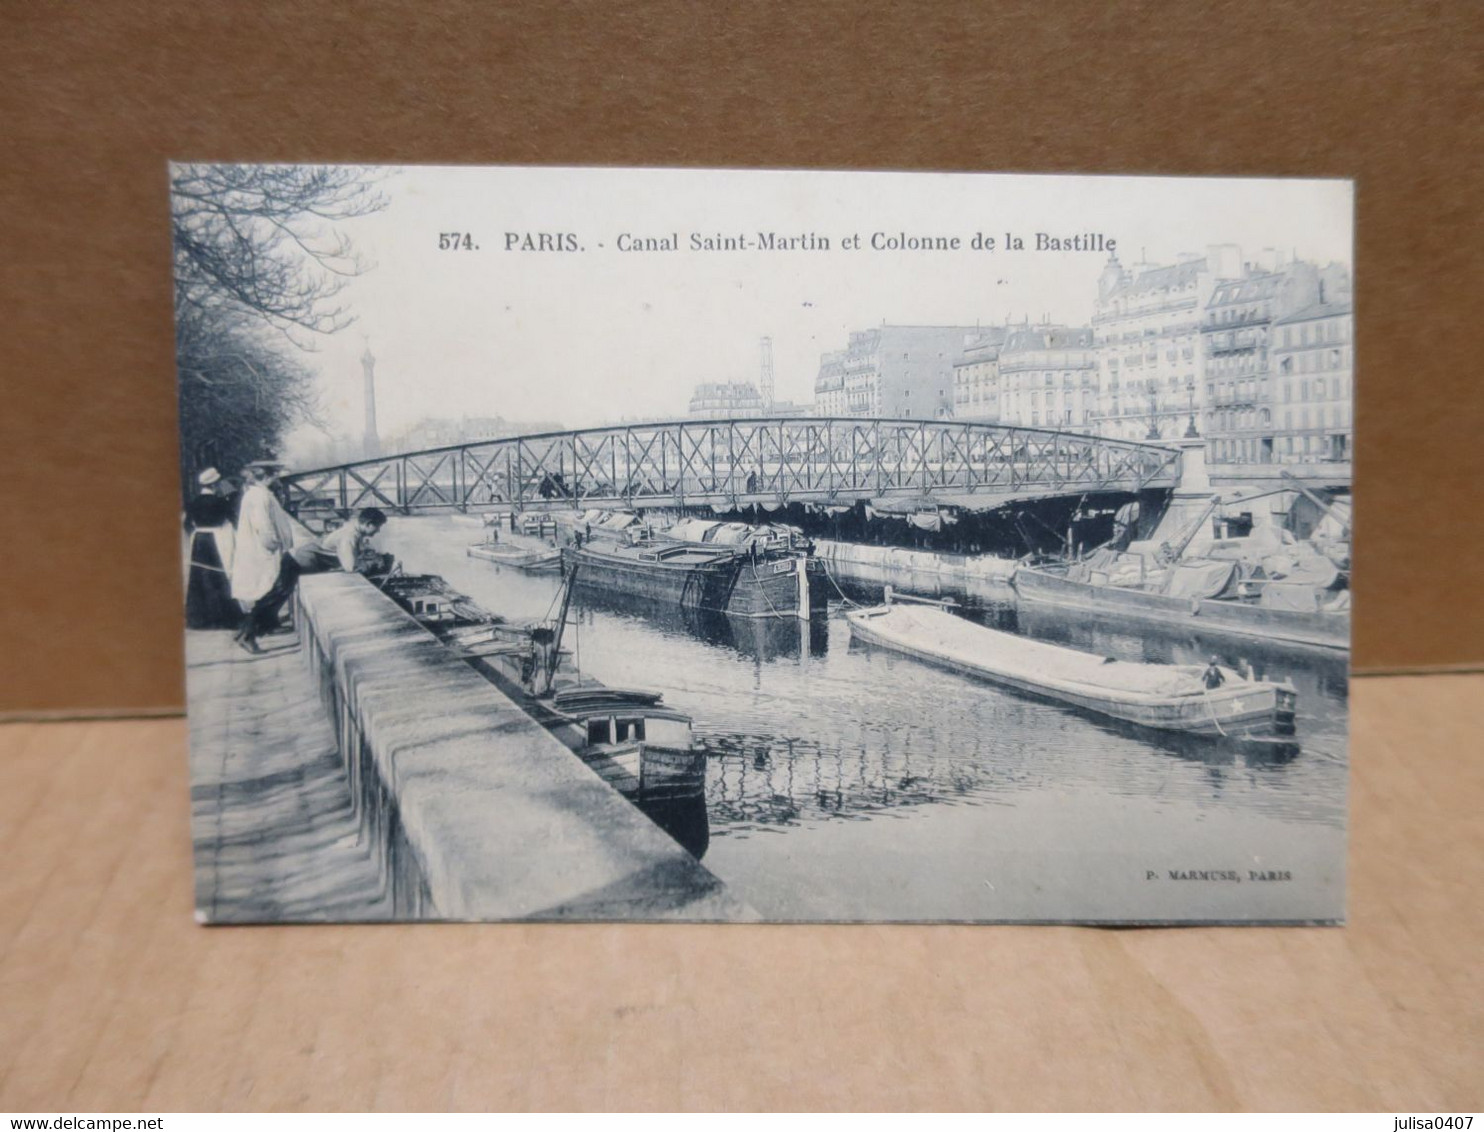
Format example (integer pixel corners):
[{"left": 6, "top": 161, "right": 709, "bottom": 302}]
[
  {"left": 381, "top": 575, "right": 497, "bottom": 630},
  {"left": 581, "top": 712, "right": 691, "bottom": 750},
  {"left": 549, "top": 688, "right": 694, "bottom": 754},
  {"left": 408, "top": 595, "right": 455, "bottom": 620}
]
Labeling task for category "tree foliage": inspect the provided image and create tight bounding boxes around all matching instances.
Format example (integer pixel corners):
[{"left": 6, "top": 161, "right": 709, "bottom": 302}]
[
  {"left": 174, "top": 305, "right": 318, "bottom": 492},
  {"left": 171, "top": 164, "right": 386, "bottom": 496}
]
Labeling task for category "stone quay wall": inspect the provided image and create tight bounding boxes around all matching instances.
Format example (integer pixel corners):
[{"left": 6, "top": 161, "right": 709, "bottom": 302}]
[{"left": 293, "top": 571, "right": 750, "bottom": 921}]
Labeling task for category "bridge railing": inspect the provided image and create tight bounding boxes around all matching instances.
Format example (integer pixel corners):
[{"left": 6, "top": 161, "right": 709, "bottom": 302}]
[{"left": 282, "top": 417, "right": 1181, "bottom": 515}]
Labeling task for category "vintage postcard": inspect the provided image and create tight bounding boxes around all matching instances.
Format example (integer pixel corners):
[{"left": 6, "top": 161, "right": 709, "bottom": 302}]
[{"left": 174, "top": 164, "right": 1351, "bottom": 923}]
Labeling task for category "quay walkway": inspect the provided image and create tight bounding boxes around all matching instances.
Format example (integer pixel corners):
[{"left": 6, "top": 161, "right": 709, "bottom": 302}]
[
  {"left": 185, "top": 572, "right": 752, "bottom": 923},
  {"left": 188, "top": 628, "right": 395, "bottom": 922}
]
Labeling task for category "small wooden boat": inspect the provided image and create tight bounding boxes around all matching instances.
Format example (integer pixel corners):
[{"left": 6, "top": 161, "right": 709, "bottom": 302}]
[
  {"left": 845, "top": 596, "right": 1296, "bottom": 737},
  {"left": 466, "top": 541, "right": 563, "bottom": 572}
]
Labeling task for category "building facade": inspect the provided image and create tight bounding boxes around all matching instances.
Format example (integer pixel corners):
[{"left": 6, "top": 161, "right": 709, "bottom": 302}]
[
  {"left": 1200, "top": 261, "right": 1328, "bottom": 464},
  {"left": 995, "top": 325, "right": 1097, "bottom": 431},
  {"left": 951, "top": 328, "right": 1010, "bottom": 421},
  {"left": 1089, "top": 248, "right": 1237, "bottom": 443},
  {"left": 813, "top": 351, "right": 847, "bottom": 417},
  {"left": 687, "top": 381, "right": 769, "bottom": 418},
  {"left": 814, "top": 325, "right": 980, "bottom": 419},
  {"left": 1269, "top": 299, "right": 1353, "bottom": 463},
  {"left": 804, "top": 255, "right": 1352, "bottom": 460}
]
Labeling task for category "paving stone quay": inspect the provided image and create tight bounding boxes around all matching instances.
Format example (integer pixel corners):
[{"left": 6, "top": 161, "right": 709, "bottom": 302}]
[
  {"left": 185, "top": 572, "right": 752, "bottom": 922},
  {"left": 187, "top": 628, "right": 394, "bottom": 922}
]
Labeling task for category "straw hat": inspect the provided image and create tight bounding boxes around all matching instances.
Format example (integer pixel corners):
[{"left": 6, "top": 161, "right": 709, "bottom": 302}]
[{"left": 197, "top": 467, "right": 222, "bottom": 486}]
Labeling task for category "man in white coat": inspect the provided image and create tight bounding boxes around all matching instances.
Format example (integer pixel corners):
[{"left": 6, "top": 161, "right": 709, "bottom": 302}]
[{"left": 229, "top": 461, "right": 298, "bottom": 652}]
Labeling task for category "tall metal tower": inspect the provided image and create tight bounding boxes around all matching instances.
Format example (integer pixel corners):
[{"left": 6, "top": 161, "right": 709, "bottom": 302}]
[
  {"left": 361, "top": 343, "right": 381, "bottom": 458},
  {"left": 759, "top": 336, "right": 774, "bottom": 409}
]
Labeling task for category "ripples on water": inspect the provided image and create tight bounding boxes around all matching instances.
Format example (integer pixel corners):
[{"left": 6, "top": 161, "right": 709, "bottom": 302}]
[{"left": 380, "top": 518, "right": 1349, "bottom": 915}]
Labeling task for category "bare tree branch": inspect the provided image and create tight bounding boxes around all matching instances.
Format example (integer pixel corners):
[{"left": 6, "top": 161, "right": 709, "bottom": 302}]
[{"left": 171, "top": 164, "right": 387, "bottom": 496}]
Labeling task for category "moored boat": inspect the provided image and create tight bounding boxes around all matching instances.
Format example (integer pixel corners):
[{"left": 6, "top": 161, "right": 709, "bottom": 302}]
[
  {"left": 845, "top": 596, "right": 1297, "bottom": 737},
  {"left": 1011, "top": 482, "right": 1351, "bottom": 653},
  {"left": 380, "top": 569, "right": 709, "bottom": 856},
  {"left": 564, "top": 538, "right": 830, "bottom": 620},
  {"left": 1012, "top": 563, "right": 1348, "bottom": 652},
  {"left": 465, "top": 541, "right": 563, "bottom": 572}
]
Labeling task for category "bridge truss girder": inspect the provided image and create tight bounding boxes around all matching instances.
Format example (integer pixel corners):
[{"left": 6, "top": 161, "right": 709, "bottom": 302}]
[{"left": 281, "top": 417, "right": 1181, "bottom": 516}]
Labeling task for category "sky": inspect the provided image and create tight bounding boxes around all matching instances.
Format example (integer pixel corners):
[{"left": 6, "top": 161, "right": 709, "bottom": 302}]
[{"left": 279, "top": 166, "right": 1353, "bottom": 462}]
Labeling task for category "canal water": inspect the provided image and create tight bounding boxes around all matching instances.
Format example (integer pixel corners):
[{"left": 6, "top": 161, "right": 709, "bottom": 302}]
[{"left": 380, "top": 516, "right": 1349, "bottom": 923}]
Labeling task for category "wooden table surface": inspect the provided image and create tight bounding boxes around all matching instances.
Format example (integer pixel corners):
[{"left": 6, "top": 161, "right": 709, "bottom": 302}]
[{"left": 2, "top": 674, "right": 1480, "bottom": 1112}]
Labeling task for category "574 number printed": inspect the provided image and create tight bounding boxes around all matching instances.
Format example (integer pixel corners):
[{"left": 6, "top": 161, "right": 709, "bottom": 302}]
[{"left": 438, "top": 232, "right": 478, "bottom": 251}]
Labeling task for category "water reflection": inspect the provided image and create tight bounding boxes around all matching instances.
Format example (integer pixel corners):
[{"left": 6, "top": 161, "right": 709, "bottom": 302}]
[
  {"left": 572, "top": 584, "right": 829, "bottom": 663},
  {"left": 699, "top": 731, "right": 993, "bottom": 832},
  {"left": 699, "top": 702, "right": 1305, "bottom": 837},
  {"left": 625, "top": 748, "right": 710, "bottom": 860}
]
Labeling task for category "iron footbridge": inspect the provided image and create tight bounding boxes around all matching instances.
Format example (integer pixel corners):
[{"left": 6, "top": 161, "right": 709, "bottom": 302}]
[{"left": 282, "top": 417, "right": 1182, "bottom": 517}]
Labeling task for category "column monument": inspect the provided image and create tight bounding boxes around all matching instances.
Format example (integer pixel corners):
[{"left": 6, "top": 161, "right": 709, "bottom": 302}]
[{"left": 361, "top": 344, "right": 380, "bottom": 459}]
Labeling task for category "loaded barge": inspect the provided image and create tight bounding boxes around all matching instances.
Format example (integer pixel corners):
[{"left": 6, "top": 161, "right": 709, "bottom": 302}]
[
  {"left": 1013, "top": 482, "right": 1351, "bottom": 653},
  {"left": 846, "top": 593, "right": 1297, "bottom": 738},
  {"left": 1012, "top": 564, "right": 1348, "bottom": 652},
  {"left": 563, "top": 517, "right": 831, "bottom": 620}
]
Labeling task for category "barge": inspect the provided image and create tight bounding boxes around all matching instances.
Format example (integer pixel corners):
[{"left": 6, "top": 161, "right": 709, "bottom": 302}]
[
  {"left": 1012, "top": 563, "right": 1349, "bottom": 652},
  {"left": 846, "top": 594, "right": 1297, "bottom": 738},
  {"left": 465, "top": 539, "right": 563, "bottom": 572},
  {"left": 1010, "top": 483, "right": 1351, "bottom": 653},
  {"left": 564, "top": 538, "right": 831, "bottom": 620}
]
